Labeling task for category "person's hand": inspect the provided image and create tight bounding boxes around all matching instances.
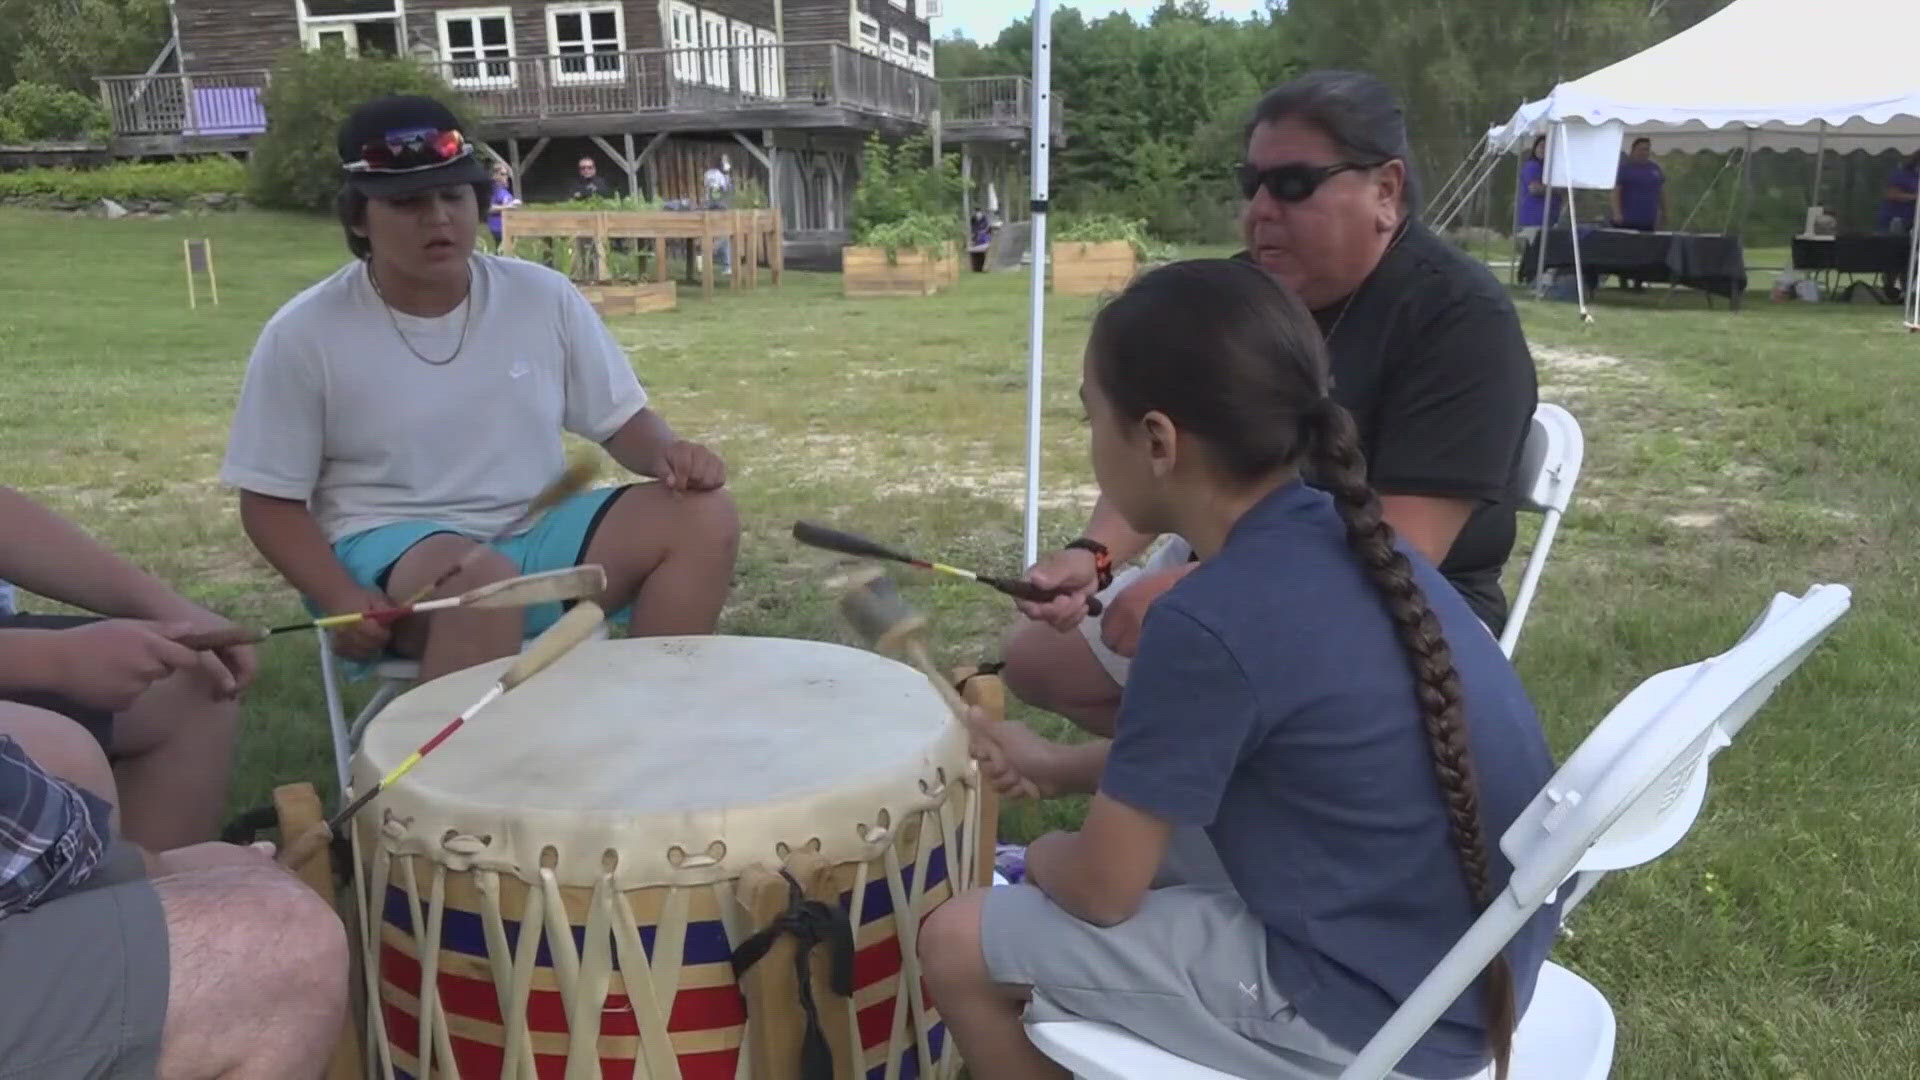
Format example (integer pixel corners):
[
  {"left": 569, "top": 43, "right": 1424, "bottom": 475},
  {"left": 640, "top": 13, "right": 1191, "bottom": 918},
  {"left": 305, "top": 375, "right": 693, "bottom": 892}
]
[
  {"left": 655, "top": 439, "right": 727, "bottom": 492},
  {"left": 1016, "top": 547, "right": 1102, "bottom": 631},
  {"left": 321, "top": 587, "right": 397, "bottom": 663},
  {"left": 44, "top": 620, "right": 205, "bottom": 715},
  {"left": 1098, "top": 564, "right": 1198, "bottom": 660},
  {"left": 146, "top": 599, "right": 258, "bottom": 700},
  {"left": 962, "top": 706, "right": 1064, "bottom": 801}
]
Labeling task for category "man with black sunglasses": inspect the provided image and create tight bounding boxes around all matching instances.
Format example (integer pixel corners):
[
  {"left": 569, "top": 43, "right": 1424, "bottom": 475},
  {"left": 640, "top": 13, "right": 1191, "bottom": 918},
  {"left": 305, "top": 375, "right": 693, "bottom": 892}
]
[
  {"left": 221, "top": 95, "right": 740, "bottom": 685},
  {"left": 1005, "top": 70, "right": 1537, "bottom": 738}
]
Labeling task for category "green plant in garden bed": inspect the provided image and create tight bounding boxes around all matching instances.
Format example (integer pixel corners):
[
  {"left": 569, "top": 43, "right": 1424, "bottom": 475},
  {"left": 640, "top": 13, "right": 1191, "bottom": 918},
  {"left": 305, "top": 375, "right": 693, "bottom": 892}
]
[
  {"left": 0, "top": 158, "right": 248, "bottom": 202},
  {"left": 1051, "top": 213, "right": 1176, "bottom": 262},
  {"left": 850, "top": 133, "right": 963, "bottom": 264}
]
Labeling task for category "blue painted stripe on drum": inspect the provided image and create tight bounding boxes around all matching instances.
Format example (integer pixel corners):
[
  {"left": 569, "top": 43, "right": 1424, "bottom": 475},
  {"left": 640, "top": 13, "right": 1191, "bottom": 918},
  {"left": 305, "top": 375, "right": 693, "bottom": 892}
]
[
  {"left": 382, "top": 886, "right": 735, "bottom": 967},
  {"left": 840, "top": 840, "right": 953, "bottom": 927},
  {"left": 864, "top": 1023, "right": 944, "bottom": 1080}
]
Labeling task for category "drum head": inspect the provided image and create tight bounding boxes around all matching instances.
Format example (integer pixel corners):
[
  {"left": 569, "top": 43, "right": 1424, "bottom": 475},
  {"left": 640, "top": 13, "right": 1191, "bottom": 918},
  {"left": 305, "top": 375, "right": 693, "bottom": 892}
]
[{"left": 356, "top": 636, "right": 958, "bottom": 815}]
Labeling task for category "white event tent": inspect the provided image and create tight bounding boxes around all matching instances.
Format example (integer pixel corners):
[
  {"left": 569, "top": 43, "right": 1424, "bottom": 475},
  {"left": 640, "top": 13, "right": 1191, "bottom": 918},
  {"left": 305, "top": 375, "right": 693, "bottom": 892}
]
[{"left": 1431, "top": 0, "right": 1920, "bottom": 327}]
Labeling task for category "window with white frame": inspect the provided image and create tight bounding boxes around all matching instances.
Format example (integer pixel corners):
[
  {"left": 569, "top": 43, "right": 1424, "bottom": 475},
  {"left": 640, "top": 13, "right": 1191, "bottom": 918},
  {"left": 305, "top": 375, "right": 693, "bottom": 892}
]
[
  {"left": 729, "top": 19, "right": 757, "bottom": 95},
  {"left": 547, "top": 3, "right": 623, "bottom": 83},
  {"left": 668, "top": 1, "right": 700, "bottom": 82},
  {"left": 914, "top": 40, "right": 932, "bottom": 75},
  {"left": 887, "top": 0, "right": 905, "bottom": 10},
  {"left": 756, "top": 27, "right": 781, "bottom": 98},
  {"left": 888, "top": 29, "right": 909, "bottom": 66},
  {"left": 699, "top": 10, "right": 729, "bottom": 87},
  {"left": 856, "top": 15, "right": 880, "bottom": 56},
  {"left": 438, "top": 9, "right": 514, "bottom": 87}
]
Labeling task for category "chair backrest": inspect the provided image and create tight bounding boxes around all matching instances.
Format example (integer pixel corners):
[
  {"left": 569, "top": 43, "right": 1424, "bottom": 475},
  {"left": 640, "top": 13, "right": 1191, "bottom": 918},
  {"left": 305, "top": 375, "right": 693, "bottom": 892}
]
[
  {"left": 1336, "top": 583, "right": 1851, "bottom": 1080},
  {"left": 1499, "top": 403, "right": 1585, "bottom": 657},
  {"left": 1514, "top": 403, "right": 1583, "bottom": 515}
]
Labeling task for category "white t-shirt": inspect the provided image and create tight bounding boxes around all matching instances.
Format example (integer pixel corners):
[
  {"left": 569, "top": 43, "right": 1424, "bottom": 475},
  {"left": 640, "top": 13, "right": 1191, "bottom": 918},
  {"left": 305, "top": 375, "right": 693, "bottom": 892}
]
[{"left": 219, "top": 254, "right": 648, "bottom": 544}]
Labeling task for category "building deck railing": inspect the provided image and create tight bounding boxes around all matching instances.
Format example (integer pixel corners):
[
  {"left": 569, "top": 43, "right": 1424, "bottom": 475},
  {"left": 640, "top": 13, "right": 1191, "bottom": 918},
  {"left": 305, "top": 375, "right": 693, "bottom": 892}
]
[{"left": 96, "top": 44, "right": 1061, "bottom": 142}]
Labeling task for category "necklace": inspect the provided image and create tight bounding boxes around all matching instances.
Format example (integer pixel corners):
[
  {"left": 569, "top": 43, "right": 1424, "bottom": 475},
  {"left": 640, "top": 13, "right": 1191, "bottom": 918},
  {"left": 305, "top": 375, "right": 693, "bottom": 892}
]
[
  {"left": 1320, "top": 218, "right": 1410, "bottom": 350},
  {"left": 369, "top": 262, "right": 472, "bottom": 366}
]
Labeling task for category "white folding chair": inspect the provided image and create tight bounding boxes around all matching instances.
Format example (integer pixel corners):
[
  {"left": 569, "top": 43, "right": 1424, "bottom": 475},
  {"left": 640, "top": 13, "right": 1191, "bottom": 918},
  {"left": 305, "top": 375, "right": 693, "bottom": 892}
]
[
  {"left": 317, "top": 624, "right": 608, "bottom": 796},
  {"left": 1026, "top": 583, "right": 1852, "bottom": 1080},
  {"left": 1499, "top": 403, "right": 1585, "bottom": 659}
]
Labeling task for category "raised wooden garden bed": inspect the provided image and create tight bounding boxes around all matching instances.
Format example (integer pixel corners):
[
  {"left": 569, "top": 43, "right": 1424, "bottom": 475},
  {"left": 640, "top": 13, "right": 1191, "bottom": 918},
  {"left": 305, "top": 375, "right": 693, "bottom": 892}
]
[
  {"left": 577, "top": 280, "right": 678, "bottom": 317},
  {"left": 842, "top": 243, "right": 959, "bottom": 297},
  {"left": 501, "top": 207, "right": 782, "bottom": 299},
  {"left": 1050, "top": 240, "right": 1139, "bottom": 296}
]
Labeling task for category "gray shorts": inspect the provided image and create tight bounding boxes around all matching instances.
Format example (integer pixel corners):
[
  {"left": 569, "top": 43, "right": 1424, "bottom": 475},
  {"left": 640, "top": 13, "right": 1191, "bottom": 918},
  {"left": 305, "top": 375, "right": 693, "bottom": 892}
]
[
  {"left": 983, "top": 829, "right": 1420, "bottom": 1079},
  {"left": 1077, "top": 535, "right": 1195, "bottom": 684},
  {"left": 0, "top": 841, "right": 169, "bottom": 1079}
]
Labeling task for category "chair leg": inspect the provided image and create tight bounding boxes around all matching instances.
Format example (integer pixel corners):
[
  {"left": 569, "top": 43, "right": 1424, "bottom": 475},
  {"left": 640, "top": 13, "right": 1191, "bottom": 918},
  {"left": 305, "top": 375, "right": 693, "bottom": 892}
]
[{"left": 317, "top": 633, "right": 354, "bottom": 799}]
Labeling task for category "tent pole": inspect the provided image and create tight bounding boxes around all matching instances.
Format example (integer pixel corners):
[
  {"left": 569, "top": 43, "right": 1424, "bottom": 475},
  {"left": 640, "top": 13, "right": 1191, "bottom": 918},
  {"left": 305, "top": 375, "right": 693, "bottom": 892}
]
[
  {"left": 1811, "top": 121, "right": 1827, "bottom": 213},
  {"left": 1905, "top": 203, "right": 1920, "bottom": 331},
  {"left": 1533, "top": 123, "right": 1556, "bottom": 291},
  {"left": 1736, "top": 125, "right": 1756, "bottom": 243},
  {"left": 1556, "top": 122, "right": 1591, "bottom": 323},
  {"left": 1022, "top": 0, "right": 1053, "bottom": 569}
]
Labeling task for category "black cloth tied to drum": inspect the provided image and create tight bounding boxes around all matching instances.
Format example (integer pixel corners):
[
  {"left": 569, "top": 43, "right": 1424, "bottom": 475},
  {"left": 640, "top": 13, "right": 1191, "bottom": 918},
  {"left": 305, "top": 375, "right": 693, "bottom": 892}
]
[{"left": 730, "top": 869, "right": 857, "bottom": 1080}]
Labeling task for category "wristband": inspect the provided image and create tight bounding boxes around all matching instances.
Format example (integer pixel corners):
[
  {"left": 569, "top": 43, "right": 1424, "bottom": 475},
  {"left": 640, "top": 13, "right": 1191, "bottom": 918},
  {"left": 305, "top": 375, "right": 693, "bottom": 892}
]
[{"left": 1065, "top": 537, "right": 1114, "bottom": 591}]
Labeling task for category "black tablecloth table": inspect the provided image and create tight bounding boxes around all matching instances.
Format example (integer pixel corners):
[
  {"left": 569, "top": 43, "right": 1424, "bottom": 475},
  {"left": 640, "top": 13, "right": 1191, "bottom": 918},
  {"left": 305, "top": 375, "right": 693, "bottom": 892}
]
[
  {"left": 1521, "top": 227, "right": 1749, "bottom": 308},
  {"left": 1791, "top": 234, "right": 1910, "bottom": 302}
]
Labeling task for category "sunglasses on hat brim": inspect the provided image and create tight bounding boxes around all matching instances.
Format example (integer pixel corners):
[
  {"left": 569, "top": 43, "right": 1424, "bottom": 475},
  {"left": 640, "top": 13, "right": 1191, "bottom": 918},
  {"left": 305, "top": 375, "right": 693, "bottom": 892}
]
[
  {"left": 1235, "top": 160, "right": 1389, "bottom": 203},
  {"left": 344, "top": 127, "right": 473, "bottom": 174}
]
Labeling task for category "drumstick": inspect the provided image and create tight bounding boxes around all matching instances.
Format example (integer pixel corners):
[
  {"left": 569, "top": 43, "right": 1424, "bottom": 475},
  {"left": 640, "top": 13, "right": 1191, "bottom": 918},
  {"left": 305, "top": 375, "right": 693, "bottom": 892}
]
[
  {"left": 832, "top": 566, "right": 975, "bottom": 720},
  {"left": 173, "top": 566, "right": 608, "bottom": 651},
  {"left": 792, "top": 520, "right": 1104, "bottom": 616},
  {"left": 278, "top": 600, "right": 608, "bottom": 871},
  {"left": 400, "top": 451, "right": 603, "bottom": 606}
]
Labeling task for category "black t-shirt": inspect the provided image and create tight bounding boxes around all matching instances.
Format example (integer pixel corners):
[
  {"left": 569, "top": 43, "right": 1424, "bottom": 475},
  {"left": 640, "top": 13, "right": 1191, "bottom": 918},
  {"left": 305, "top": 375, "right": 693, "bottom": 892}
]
[{"left": 1239, "top": 221, "right": 1538, "bottom": 630}]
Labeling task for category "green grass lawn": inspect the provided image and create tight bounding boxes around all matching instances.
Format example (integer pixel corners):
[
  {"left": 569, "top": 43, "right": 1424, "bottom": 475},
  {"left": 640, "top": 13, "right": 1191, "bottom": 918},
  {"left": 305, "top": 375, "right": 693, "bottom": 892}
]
[{"left": 6, "top": 206, "right": 1919, "bottom": 1077}]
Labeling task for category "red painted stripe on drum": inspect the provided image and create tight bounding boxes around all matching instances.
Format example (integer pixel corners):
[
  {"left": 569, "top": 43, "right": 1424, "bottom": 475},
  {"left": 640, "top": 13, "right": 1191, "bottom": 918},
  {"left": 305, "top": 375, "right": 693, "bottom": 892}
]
[
  {"left": 852, "top": 933, "right": 902, "bottom": 991},
  {"left": 380, "top": 944, "right": 748, "bottom": 1034},
  {"left": 856, "top": 995, "right": 899, "bottom": 1052},
  {"left": 383, "top": 1000, "right": 741, "bottom": 1079}
]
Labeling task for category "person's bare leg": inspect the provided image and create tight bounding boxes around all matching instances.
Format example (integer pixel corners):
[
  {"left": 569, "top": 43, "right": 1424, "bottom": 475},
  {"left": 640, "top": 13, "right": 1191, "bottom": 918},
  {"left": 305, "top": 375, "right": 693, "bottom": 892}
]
[
  {"left": 106, "top": 669, "right": 238, "bottom": 851},
  {"left": 582, "top": 484, "right": 740, "bottom": 636},
  {"left": 920, "top": 888, "right": 1069, "bottom": 1079},
  {"left": 384, "top": 534, "right": 524, "bottom": 683},
  {"left": 0, "top": 702, "right": 118, "bottom": 823},
  {"left": 999, "top": 619, "right": 1124, "bottom": 738},
  {"left": 154, "top": 858, "right": 349, "bottom": 1080}
]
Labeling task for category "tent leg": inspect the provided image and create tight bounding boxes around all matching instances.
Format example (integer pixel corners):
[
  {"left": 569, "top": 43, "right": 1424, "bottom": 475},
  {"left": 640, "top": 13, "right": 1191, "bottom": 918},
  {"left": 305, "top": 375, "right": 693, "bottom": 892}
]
[{"left": 1022, "top": 0, "right": 1054, "bottom": 569}]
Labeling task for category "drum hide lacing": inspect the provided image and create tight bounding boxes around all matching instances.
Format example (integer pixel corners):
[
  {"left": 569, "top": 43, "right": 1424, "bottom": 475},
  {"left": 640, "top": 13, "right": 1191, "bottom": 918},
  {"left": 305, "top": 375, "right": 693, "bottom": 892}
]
[{"left": 730, "top": 869, "right": 856, "bottom": 1080}]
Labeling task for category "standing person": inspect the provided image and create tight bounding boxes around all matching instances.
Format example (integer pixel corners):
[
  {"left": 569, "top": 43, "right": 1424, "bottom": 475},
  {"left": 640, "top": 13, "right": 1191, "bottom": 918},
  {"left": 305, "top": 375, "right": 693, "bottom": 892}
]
[
  {"left": 0, "top": 706, "right": 349, "bottom": 1080},
  {"left": 918, "top": 259, "right": 1559, "bottom": 1080},
  {"left": 570, "top": 155, "right": 612, "bottom": 202},
  {"left": 1000, "top": 70, "right": 1537, "bottom": 739},
  {"left": 1877, "top": 151, "right": 1920, "bottom": 235},
  {"left": 220, "top": 95, "right": 739, "bottom": 686},
  {"left": 703, "top": 155, "right": 733, "bottom": 274},
  {"left": 487, "top": 160, "right": 520, "bottom": 248},
  {"left": 1515, "top": 134, "right": 1564, "bottom": 250},
  {"left": 1610, "top": 136, "right": 1667, "bottom": 291}
]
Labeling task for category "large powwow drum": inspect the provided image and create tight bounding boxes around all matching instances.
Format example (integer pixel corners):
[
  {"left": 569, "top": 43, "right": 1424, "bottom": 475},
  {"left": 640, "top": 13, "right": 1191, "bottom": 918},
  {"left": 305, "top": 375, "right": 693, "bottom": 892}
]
[{"left": 348, "top": 635, "right": 984, "bottom": 1079}]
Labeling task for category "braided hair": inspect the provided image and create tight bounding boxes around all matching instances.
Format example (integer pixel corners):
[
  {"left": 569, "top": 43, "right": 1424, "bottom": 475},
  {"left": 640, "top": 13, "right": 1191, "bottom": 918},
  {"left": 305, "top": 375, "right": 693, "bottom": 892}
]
[{"left": 1086, "top": 258, "right": 1515, "bottom": 1079}]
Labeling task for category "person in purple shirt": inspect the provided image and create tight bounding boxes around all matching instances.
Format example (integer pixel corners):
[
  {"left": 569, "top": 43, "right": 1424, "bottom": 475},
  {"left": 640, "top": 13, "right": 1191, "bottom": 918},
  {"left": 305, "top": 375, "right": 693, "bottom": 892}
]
[
  {"left": 487, "top": 160, "right": 520, "bottom": 247},
  {"left": 1877, "top": 151, "right": 1919, "bottom": 234},
  {"left": 1612, "top": 137, "right": 1665, "bottom": 232},
  {"left": 1611, "top": 137, "right": 1666, "bottom": 290},
  {"left": 1514, "top": 135, "right": 1563, "bottom": 232}
]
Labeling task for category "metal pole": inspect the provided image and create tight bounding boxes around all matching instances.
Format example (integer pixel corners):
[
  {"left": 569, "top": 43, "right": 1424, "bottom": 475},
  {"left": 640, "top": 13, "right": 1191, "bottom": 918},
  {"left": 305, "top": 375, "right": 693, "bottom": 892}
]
[
  {"left": 1811, "top": 120, "right": 1828, "bottom": 213},
  {"left": 1023, "top": 0, "right": 1053, "bottom": 569}
]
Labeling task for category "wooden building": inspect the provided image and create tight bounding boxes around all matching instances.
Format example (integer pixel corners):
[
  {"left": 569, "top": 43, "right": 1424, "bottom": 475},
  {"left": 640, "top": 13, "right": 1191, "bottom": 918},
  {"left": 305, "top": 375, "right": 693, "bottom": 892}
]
[{"left": 95, "top": 0, "right": 1063, "bottom": 262}]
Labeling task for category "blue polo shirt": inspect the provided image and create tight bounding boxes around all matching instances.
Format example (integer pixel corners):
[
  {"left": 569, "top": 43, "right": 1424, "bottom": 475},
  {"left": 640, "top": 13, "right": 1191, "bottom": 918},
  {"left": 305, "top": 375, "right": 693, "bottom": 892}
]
[
  {"left": 1615, "top": 158, "right": 1664, "bottom": 228},
  {"left": 1879, "top": 163, "right": 1918, "bottom": 232},
  {"left": 1100, "top": 480, "right": 1560, "bottom": 1079}
]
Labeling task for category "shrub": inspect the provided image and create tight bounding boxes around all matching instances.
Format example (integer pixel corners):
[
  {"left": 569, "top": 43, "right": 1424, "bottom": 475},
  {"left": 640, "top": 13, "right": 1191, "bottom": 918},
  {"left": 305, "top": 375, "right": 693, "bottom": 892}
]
[
  {"left": 247, "top": 47, "right": 470, "bottom": 211},
  {"left": 1051, "top": 212, "right": 1176, "bottom": 261},
  {"left": 850, "top": 133, "right": 963, "bottom": 253},
  {"left": 0, "top": 158, "right": 247, "bottom": 201},
  {"left": 0, "top": 82, "right": 110, "bottom": 142}
]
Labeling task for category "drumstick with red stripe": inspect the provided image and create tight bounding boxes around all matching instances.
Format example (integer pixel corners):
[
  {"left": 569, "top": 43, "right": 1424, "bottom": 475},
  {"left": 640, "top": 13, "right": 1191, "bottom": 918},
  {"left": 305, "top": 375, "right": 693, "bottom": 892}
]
[
  {"left": 277, "top": 600, "right": 608, "bottom": 870},
  {"left": 792, "top": 520, "right": 1103, "bottom": 616}
]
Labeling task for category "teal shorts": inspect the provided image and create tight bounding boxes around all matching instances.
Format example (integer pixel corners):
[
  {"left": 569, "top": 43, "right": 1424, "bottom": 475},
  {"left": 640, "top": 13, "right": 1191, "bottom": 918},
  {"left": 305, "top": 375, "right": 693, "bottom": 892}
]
[{"left": 316, "top": 485, "right": 634, "bottom": 650}]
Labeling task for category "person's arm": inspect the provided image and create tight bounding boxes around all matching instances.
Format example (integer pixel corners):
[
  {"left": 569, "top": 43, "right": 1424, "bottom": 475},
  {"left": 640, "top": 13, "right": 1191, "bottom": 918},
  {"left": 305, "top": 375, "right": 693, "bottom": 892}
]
[
  {"left": 236, "top": 492, "right": 372, "bottom": 612},
  {"left": 1365, "top": 294, "right": 1537, "bottom": 568},
  {"left": 0, "top": 735, "right": 112, "bottom": 920},
  {"left": 0, "top": 488, "right": 199, "bottom": 621},
  {"left": 1023, "top": 604, "right": 1257, "bottom": 927},
  {"left": 1077, "top": 494, "right": 1157, "bottom": 567}
]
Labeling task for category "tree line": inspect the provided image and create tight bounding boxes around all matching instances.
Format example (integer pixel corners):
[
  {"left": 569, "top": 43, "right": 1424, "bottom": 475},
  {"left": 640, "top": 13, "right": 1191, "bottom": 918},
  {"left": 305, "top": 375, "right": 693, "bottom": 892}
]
[{"left": 940, "top": 0, "right": 1899, "bottom": 245}]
